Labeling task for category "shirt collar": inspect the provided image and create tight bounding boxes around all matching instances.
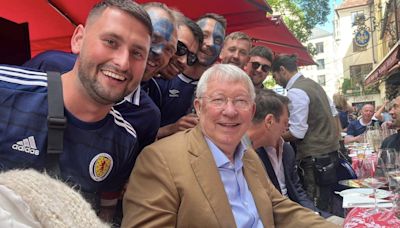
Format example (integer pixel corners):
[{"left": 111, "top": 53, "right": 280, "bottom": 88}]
[
  {"left": 205, "top": 136, "right": 246, "bottom": 169},
  {"left": 115, "top": 84, "right": 141, "bottom": 106},
  {"left": 359, "top": 118, "right": 372, "bottom": 126},
  {"left": 178, "top": 73, "right": 198, "bottom": 85},
  {"left": 264, "top": 138, "right": 284, "bottom": 158},
  {"left": 285, "top": 72, "right": 302, "bottom": 90}
]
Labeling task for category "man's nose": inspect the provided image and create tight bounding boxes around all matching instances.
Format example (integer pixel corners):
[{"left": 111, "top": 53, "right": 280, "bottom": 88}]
[
  {"left": 177, "top": 54, "right": 187, "bottom": 65},
  {"left": 221, "top": 100, "right": 238, "bottom": 116},
  {"left": 114, "top": 48, "right": 130, "bottom": 71},
  {"left": 232, "top": 50, "right": 240, "bottom": 59}
]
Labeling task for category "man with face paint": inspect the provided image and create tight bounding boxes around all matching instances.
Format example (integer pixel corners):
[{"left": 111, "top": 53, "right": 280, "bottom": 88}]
[
  {"left": 219, "top": 31, "right": 252, "bottom": 69},
  {"left": 244, "top": 46, "right": 273, "bottom": 88},
  {"left": 145, "top": 14, "right": 205, "bottom": 139},
  {"left": 141, "top": 2, "right": 178, "bottom": 82},
  {"left": 182, "top": 13, "right": 227, "bottom": 81}
]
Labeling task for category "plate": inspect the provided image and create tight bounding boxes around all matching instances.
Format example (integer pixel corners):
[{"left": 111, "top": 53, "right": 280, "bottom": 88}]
[{"left": 338, "top": 188, "right": 391, "bottom": 199}]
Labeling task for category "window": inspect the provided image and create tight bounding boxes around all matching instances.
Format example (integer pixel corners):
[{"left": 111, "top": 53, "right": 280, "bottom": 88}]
[
  {"left": 351, "top": 11, "right": 364, "bottom": 26},
  {"left": 316, "top": 59, "right": 325, "bottom": 70},
  {"left": 315, "top": 42, "right": 324, "bottom": 54},
  {"left": 318, "top": 75, "right": 326, "bottom": 86},
  {"left": 349, "top": 63, "right": 373, "bottom": 83}
]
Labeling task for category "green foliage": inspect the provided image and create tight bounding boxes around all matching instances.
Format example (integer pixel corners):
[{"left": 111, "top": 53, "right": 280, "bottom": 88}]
[
  {"left": 263, "top": 76, "right": 277, "bottom": 89},
  {"left": 268, "top": 0, "right": 330, "bottom": 43},
  {"left": 307, "top": 43, "right": 317, "bottom": 56},
  {"left": 341, "top": 78, "right": 352, "bottom": 94}
]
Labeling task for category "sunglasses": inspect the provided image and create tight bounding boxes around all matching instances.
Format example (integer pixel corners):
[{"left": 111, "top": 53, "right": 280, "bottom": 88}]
[
  {"left": 251, "top": 62, "right": 271, "bottom": 73},
  {"left": 176, "top": 41, "right": 198, "bottom": 66}
]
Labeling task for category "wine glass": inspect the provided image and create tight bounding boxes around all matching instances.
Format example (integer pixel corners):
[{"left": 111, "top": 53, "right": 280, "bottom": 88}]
[
  {"left": 381, "top": 148, "right": 400, "bottom": 215},
  {"left": 360, "top": 156, "right": 388, "bottom": 214}
]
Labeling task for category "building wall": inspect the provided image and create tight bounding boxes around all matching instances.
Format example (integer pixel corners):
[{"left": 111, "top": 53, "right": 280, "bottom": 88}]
[
  {"left": 334, "top": 1, "right": 383, "bottom": 104},
  {"left": 299, "top": 30, "right": 341, "bottom": 99},
  {"left": 335, "top": 4, "right": 377, "bottom": 80}
]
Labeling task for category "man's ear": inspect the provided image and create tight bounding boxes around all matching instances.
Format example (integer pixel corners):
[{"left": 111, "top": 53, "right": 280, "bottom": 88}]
[
  {"left": 264, "top": 114, "right": 274, "bottom": 129},
  {"left": 71, "top": 25, "right": 85, "bottom": 55},
  {"left": 194, "top": 98, "right": 201, "bottom": 116}
]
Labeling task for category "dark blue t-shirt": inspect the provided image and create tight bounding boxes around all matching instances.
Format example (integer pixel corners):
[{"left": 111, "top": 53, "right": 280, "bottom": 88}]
[
  {"left": 346, "top": 119, "right": 375, "bottom": 137},
  {"left": 23, "top": 50, "right": 160, "bottom": 152},
  {"left": 0, "top": 65, "right": 137, "bottom": 193},
  {"left": 22, "top": 50, "right": 77, "bottom": 73},
  {"left": 148, "top": 74, "right": 197, "bottom": 127}
]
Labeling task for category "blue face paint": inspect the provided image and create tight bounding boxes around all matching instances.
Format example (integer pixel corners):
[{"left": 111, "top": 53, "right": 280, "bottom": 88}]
[
  {"left": 208, "top": 21, "right": 224, "bottom": 65},
  {"left": 148, "top": 11, "right": 174, "bottom": 42},
  {"left": 197, "top": 18, "right": 225, "bottom": 66},
  {"left": 150, "top": 43, "right": 163, "bottom": 56}
]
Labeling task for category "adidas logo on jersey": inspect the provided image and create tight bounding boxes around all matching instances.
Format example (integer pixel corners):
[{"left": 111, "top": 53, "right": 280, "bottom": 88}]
[{"left": 12, "top": 136, "right": 39, "bottom": 156}]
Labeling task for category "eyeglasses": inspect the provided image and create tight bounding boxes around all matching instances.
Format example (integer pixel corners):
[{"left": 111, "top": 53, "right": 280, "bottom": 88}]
[
  {"left": 176, "top": 41, "right": 198, "bottom": 66},
  {"left": 199, "top": 95, "right": 252, "bottom": 110},
  {"left": 251, "top": 62, "right": 271, "bottom": 73}
]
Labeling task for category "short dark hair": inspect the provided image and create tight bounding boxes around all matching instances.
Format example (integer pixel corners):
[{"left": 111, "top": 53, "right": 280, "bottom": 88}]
[
  {"left": 250, "top": 46, "right": 273, "bottom": 63},
  {"left": 183, "top": 16, "right": 204, "bottom": 47},
  {"left": 87, "top": 0, "right": 153, "bottom": 36},
  {"left": 196, "top": 13, "right": 227, "bottom": 31},
  {"left": 253, "top": 89, "right": 289, "bottom": 123},
  {"left": 271, "top": 54, "right": 298, "bottom": 72}
]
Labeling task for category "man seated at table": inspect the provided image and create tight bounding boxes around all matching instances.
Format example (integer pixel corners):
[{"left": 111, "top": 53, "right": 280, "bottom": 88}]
[
  {"left": 121, "top": 64, "right": 339, "bottom": 227},
  {"left": 345, "top": 103, "right": 376, "bottom": 144},
  {"left": 246, "top": 89, "right": 343, "bottom": 225},
  {"left": 381, "top": 96, "right": 400, "bottom": 150}
]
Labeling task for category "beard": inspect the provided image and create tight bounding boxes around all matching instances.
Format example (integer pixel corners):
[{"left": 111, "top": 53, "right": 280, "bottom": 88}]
[{"left": 77, "top": 59, "right": 128, "bottom": 105}]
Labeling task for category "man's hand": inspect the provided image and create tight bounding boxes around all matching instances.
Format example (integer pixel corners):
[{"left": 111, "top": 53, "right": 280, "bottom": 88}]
[
  {"left": 157, "top": 113, "right": 199, "bottom": 139},
  {"left": 174, "top": 113, "right": 199, "bottom": 131}
]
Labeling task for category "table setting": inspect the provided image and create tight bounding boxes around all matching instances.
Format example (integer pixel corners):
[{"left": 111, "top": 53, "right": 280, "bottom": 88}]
[{"left": 339, "top": 127, "right": 400, "bottom": 227}]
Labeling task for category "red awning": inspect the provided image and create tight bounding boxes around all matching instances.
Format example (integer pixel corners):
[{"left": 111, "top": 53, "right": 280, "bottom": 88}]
[
  {"left": 0, "top": 0, "right": 75, "bottom": 57},
  {"left": 0, "top": 0, "right": 313, "bottom": 66},
  {"left": 364, "top": 41, "right": 400, "bottom": 86},
  {"left": 239, "top": 17, "right": 315, "bottom": 66}
]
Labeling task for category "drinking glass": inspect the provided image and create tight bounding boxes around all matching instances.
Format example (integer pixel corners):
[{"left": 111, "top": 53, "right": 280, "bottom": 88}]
[
  {"left": 381, "top": 148, "right": 400, "bottom": 217},
  {"left": 360, "top": 156, "right": 388, "bottom": 214}
]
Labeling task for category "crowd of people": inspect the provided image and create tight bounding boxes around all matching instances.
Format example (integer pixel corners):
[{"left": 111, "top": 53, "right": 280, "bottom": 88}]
[{"left": 5, "top": 0, "right": 400, "bottom": 227}]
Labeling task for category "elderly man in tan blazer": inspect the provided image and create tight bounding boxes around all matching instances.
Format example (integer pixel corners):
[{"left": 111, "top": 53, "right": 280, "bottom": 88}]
[{"left": 122, "top": 64, "right": 339, "bottom": 228}]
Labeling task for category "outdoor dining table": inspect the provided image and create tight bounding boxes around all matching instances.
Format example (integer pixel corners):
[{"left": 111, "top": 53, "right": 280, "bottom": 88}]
[{"left": 343, "top": 207, "right": 400, "bottom": 227}]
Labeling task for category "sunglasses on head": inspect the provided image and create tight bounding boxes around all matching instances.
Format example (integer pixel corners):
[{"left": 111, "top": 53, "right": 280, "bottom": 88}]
[
  {"left": 251, "top": 62, "right": 271, "bottom": 73},
  {"left": 176, "top": 41, "right": 198, "bottom": 66}
]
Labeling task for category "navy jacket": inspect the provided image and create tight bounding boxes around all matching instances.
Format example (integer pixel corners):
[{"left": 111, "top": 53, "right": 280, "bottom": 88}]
[{"left": 256, "top": 143, "right": 331, "bottom": 218}]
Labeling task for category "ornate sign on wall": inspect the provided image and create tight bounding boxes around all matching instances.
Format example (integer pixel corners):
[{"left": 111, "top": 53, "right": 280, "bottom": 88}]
[{"left": 354, "top": 28, "right": 370, "bottom": 47}]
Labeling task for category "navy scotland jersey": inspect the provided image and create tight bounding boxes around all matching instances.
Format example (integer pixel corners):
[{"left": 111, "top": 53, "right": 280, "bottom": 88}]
[
  {"left": 0, "top": 65, "right": 138, "bottom": 194},
  {"left": 148, "top": 74, "right": 197, "bottom": 127},
  {"left": 23, "top": 50, "right": 160, "bottom": 152}
]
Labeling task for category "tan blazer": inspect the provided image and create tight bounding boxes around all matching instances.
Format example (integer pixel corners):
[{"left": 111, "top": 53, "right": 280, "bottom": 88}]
[{"left": 122, "top": 126, "right": 339, "bottom": 228}]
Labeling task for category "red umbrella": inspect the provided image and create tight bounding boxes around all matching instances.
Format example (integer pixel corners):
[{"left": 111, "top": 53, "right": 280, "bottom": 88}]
[
  {"left": 1, "top": 0, "right": 314, "bottom": 66},
  {"left": 240, "top": 17, "right": 316, "bottom": 66},
  {"left": 0, "top": 0, "right": 75, "bottom": 57}
]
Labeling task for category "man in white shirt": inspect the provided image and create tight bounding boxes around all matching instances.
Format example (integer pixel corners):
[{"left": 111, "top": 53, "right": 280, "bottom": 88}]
[{"left": 271, "top": 54, "right": 340, "bottom": 213}]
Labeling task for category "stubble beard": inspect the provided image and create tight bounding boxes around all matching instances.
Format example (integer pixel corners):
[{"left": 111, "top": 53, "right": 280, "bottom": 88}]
[{"left": 77, "top": 61, "right": 127, "bottom": 106}]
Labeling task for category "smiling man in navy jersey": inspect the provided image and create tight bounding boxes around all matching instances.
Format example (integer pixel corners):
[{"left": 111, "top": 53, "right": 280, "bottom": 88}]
[{"left": 0, "top": 0, "right": 152, "bottom": 221}]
